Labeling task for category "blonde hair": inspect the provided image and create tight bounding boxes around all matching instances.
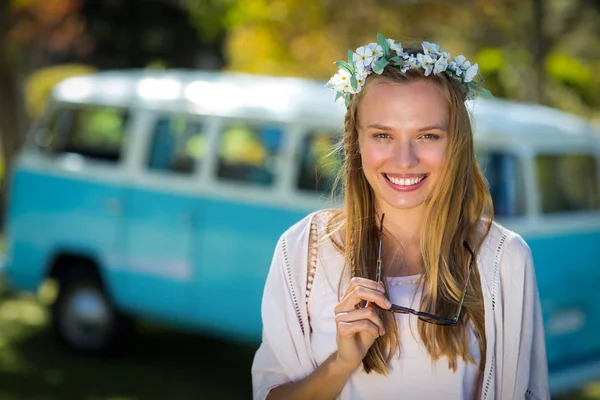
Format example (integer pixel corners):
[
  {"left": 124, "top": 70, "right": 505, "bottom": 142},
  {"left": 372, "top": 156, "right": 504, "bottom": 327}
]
[{"left": 328, "top": 45, "right": 493, "bottom": 374}]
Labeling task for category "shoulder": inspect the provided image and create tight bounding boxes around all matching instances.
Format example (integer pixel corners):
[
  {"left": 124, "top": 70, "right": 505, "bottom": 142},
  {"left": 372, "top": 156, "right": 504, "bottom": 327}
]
[
  {"left": 478, "top": 220, "right": 534, "bottom": 291},
  {"left": 275, "top": 209, "right": 339, "bottom": 254},
  {"left": 282, "top": 209, "right": 340, "bottom": 238},
  {"left": 484, "top": 220, "right": 532, "bottom": 265}
]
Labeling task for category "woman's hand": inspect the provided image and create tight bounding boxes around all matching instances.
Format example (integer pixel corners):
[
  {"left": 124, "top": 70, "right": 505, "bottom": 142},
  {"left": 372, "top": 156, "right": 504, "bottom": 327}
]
[{"left": 333, "top": 277, "right": 391, "bottom": 374}]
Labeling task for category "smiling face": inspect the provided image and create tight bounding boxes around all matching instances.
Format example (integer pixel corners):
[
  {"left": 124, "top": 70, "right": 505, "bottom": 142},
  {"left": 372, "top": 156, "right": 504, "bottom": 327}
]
[{"left": 357, "top": 79, "right": 450, "bottom": 215}]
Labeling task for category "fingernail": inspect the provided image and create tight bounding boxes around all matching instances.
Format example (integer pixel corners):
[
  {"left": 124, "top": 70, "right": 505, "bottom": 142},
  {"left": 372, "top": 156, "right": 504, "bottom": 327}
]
[
  {"left": 381, "top": 329, "right": 386, "bottom": 336},
  {"left": 378, "top": 286, "right": 386, "bottom": 293},
  {"left": 385, "top": 300, "right": 391, "bottom": 307}
]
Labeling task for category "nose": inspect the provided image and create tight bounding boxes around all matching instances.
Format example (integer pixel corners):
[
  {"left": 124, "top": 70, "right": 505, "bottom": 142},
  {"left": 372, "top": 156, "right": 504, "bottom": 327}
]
[{"left": 393, "top": 139, "right": 419, "bottom": 169}]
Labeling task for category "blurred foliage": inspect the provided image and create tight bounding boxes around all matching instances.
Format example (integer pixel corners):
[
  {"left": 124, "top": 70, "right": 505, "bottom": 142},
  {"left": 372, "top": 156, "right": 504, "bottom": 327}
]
[
  {"left": 185, "top": 0, "right": 600, "bottom": 122},
  {"left": 312, "top": 133, "right": 340, "bottom": 179},
  {"left": 73, "top": 108, "right": 127, "bottom": 147},
  {"left": 0, "top": 0, "right": 90, "bottom": 171},
  {"left": 185, "top": 0, "right": 236, "bottom": 43},
  {"left": 4, "top": 0, "right": 93, "bottom": 119},
  {"left": 5, "top": 0, "right": 91, "bottom": 61},
  {"left": 536, "top": 154, "right": 600, "bottom": 213},
  {"left": 220, "top": 125, "right": 268, "bottom": 165}
]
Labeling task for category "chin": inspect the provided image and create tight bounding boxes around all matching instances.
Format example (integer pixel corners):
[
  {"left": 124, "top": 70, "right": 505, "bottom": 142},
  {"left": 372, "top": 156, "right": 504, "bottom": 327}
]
[{"left": 382, "top": 196, "right": 427, "bottom": 211}]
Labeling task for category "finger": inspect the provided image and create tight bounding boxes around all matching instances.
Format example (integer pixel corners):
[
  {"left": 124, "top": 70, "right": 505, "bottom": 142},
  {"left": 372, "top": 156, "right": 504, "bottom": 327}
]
[
  {"left": 359, "top": 281, "right": 387, "bottom": 309},
  {"left": 337, "top": 320, "right": 380, "bottom": 340},
  {"left": 335, "top": 285, "right": 391, "bottom": 313},
  {"left": 342, "top": 277, "right": 386, "bottom": 298},
  {"left": 335, "top": 308, "right": 386, "bottom": 336}
]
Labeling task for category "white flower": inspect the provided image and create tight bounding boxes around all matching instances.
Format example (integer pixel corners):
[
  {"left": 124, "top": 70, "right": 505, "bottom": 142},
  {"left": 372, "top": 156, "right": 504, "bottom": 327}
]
[
  {"left": 403, "top": 54, "right": 418, "bottom": 66},
  {"left": 354, "top": 67, "right": 368, "bottom": 88},
  {"left": 422, "top": 41, "right": 441, "bottom": 55},
  {"left": 366, "top": 42, "right": 383, "bottom": 59},
  {"left": 433, "top": 56, "right": 448, "bottom": 75},
  {"left": 455, "top": 57, "right": 472, "bottom": 73},
  {"left": 326, "top": 68, "right": 352, "bottom": 92},
  {"left": 386, "top": 38, "right": 403, "bottom": 55},
  {"left": 349, "top": 81, "right": 361, "bottom": 94},
  {"left": 452, "top": 55, "right": 468, "bottom": 68},
  {"left": 417, "top": 53, "right": 435, "bottom": 76},
  {"left": 400, "top": 54, "right": 418, "bottom": 73},
  {"left": 448, "top": 61, "right": 462, "bottom": 76},
  {"left": 353, "top": 46, "right": 373, "bottom": 69},
  {"left": 463, "top": 63, "right": 479, "bottom": 83}
]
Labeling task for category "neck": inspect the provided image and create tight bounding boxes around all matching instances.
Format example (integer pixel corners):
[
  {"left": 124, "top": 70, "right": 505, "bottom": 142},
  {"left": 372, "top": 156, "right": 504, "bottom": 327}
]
[
  {"left": 376, "top": 202, "right": 425, "bottom": 245},
  {"left": 376, "top": 201, "right": 426, "bottom": 276}
]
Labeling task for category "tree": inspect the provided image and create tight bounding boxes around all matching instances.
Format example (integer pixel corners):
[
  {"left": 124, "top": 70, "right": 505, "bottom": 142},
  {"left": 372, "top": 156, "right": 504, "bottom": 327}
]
[
  {"left": 0, "top": 0, "right": 90, "bottom": 175},
  {"left": 0, "top": 0, "right": 91, "bottom": 229},
  {"left": 186, "top": 0, "right": 600, "bottom": 121}
]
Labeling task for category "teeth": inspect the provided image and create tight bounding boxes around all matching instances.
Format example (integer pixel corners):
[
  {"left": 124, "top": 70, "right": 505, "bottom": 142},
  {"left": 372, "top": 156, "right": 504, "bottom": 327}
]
[{"left": 386, "top": 175, "right": 425, "bottom": 186}]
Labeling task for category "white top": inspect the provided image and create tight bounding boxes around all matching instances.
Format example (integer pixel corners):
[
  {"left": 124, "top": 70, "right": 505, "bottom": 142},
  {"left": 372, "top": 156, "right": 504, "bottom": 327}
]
[
  {"left": 251, "top": 210, "right": 550, "bottom": 400},
  {"left": 307, "top": 212, "right": 481, "bottom": 400}
]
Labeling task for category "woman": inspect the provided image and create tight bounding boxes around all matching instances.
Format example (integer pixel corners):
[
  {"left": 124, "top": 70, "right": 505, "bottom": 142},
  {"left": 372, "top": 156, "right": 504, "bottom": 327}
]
[{"left": 251, "top": 35, "right": 549, "bottom": 400}]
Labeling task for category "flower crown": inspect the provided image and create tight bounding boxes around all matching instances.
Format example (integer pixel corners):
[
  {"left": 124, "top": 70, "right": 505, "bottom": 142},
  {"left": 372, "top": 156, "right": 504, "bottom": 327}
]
[{"left": 326, "top": 33, "right": 492, "bottom": 107}]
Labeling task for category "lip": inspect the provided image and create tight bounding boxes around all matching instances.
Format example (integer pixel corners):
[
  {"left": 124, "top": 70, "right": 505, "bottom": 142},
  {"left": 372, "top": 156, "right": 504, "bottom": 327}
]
[{"left": 382, "top": 173, "right": 428, "bottom": 192}]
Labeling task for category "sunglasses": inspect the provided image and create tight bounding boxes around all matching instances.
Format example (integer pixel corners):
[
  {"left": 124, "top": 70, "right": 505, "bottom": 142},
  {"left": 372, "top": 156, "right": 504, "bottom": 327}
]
[{"left": 365, "top": 213, "right": 475, "bottom": 326}]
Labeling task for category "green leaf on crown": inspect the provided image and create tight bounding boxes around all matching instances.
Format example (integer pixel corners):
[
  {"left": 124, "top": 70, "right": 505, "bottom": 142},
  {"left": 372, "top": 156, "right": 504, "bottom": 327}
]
[
  {"left": 335, "top": 91, "right": 343, "bottom": 102},
  {"left": 373, "top": 58, "right": 389, "bottom": 74},
  {"left": 335, "top": 60, "right": 354, "bottom": 74},
  {"left": 347, "top": 49, "right": 354, "bottom": 65},
  {"left": 390, "top": 56, "right": 404, "bottom": 64},
  {"left": 350, "top": 74, "right": 358, "bottom": 91},
  {"left": 377, "top": 33, "right": 390, "bottom": 59},
  {"left": 344, "top": 93, "right": 350, "bottom": 107},
  {"left": 477, "top": 87, "right": 494, "bottom": 99}
]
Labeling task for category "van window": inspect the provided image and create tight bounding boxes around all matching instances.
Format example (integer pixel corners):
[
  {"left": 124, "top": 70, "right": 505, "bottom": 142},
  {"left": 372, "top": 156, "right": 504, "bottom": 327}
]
[
  {"left": 477, "top": 152, "right": 525, "bottom": 217},
  {"left": 147, "top": 116, "right": 206, "bottom": 175},
  {"left": 297, "top": 131, "right": 341, "bottom": 194},
  {"left": 43, "top": 106, "right": 129, "bottom": 162},
  {"left": 217, "top": 123, "right": 283, "bottom": 186},
  {"left": 536, "top": 154, "right": 599, "bottom": 214}
]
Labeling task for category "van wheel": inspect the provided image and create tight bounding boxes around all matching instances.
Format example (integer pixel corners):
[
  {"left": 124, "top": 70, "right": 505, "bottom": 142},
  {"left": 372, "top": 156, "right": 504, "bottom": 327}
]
[{"left": 51, "top": 271, "right": 132, "bottom": 354}]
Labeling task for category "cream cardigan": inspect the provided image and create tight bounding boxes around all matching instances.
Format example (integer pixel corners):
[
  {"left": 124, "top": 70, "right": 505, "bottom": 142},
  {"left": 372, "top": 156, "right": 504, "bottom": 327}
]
[{"left": 252, "top": 212, "right": 550, "bottom": 400}]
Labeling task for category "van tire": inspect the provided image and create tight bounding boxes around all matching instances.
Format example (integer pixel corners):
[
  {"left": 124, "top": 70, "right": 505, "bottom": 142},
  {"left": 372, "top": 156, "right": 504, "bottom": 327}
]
[{"left": 51, "top": 269, "right": 133, "bottom": 354}]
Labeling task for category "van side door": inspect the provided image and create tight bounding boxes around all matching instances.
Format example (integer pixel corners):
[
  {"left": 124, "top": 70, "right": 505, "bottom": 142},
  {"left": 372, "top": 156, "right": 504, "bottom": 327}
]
[{"left": 119, "top": 113, "right": 206, "bottom": 325}]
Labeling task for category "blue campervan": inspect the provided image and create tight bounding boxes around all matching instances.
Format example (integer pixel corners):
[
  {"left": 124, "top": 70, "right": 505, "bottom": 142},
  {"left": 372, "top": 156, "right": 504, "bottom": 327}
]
[{"left": 1, "top": 70, "right": 599, "bottom": 394}]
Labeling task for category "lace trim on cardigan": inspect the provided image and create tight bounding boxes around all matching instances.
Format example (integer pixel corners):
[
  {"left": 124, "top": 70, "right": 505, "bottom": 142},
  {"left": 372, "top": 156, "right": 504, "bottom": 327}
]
[
  {"left": 482, "top": 232, "right": 508, "bottom": 400},
  {"left": 282, "top": 232, "right": 305, "bottom": 335},
  {"left": 282, "top": 210, "right": 335, "bottom": 336},
  {"left": 525, "top": 388, "right": 542, "bottom": 400}
]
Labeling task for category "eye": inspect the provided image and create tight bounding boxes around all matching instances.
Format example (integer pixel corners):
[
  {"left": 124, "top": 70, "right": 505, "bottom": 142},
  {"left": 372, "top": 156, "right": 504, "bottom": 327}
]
[
  {"left": 373, "top": 133, "right": 391, "bottom": 139},
  {"left": 420, "top": 133, "right": 441, "bottom": 140}
]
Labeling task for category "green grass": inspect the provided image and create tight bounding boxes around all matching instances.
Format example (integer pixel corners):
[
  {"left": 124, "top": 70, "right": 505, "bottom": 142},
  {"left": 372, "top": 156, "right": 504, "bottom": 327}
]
[
  {"left": 0, "top": 281, "right": 256, "bottom": 400},
  {"left": 0, "top": 279, "right": 599, "bottom": 399}
]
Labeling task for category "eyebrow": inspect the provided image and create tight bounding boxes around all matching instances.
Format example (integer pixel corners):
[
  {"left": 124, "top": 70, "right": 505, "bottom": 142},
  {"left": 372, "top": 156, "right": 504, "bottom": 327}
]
[{"left": 364, "top": 124, "right": 448, "bottom": 132}]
